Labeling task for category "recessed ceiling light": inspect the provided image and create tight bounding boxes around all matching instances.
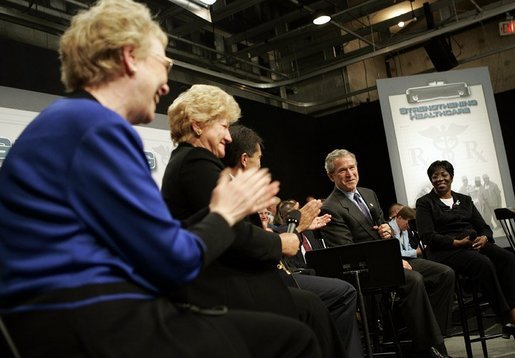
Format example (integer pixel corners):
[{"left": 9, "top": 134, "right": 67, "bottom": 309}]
[{"left": 313, "top": 13, "right": 331, "bottom": 25}]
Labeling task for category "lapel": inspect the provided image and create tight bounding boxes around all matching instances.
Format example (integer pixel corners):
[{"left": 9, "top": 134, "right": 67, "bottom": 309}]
[
  {"left": 359, "top": 189, "right": 377, "bottom": 216},
  {"left": 333, "top": 187, "right": 377, "bottom": 238}
]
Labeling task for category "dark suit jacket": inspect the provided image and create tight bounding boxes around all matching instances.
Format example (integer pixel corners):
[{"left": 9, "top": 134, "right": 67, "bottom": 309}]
[
  {"left": 320, "top": 186, "right": 385, "bottom": 247},
  {"left": 415, "top": 189, "right": 494, "bottom": 262},
  {"left": 274, "top": 228, "right": 323, "bottom": 273},
  {"left": 161, "top": 143, "right": 297, "bottom": 317}
]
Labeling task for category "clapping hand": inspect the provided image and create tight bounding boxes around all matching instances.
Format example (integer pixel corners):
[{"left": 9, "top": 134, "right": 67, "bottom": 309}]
[
  {"left": 298, "top": 199, "right": 322, "bottom": 232},
  {"left": 308, "top": 214, "right": 332, "bottom": 230},
  {"left": 210, "top": 168, "right": 280, "bottom": 226}
]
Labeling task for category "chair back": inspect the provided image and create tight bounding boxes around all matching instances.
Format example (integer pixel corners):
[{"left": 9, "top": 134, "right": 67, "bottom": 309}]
[{"left": 494, "top": 207, "right": 515, "bottom": 252}]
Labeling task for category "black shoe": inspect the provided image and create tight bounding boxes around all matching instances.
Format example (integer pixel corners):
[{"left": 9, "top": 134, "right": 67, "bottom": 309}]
[
  {"left": 430, "top": 346, "right": 452, "bottom": 358},
  {"left": 502, "top": 323, "right": 515, "bottom": 339},
  {"left": 414, "top": 347, "right": 452, "bottom": 358}
]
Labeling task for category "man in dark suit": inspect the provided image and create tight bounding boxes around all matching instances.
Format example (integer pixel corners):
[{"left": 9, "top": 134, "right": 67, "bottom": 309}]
[
  {"left": 388, "top": 206, "right": 455, "bottom": 343},
  {"left": 319, "top": 149, "right": 451, "bottom": 358},
  {"left": 222, "top": 125, "right": 363, "bottom": 358}
]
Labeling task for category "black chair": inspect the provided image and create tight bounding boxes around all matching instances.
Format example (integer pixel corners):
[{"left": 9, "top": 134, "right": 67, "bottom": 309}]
[
  {"left": 0, "top": 316, "right": 21, "bottom": 358},
  {"left": 494, "top": 207, "right": 515, "bottom": 341},
  {"left": 454, "top": 274, "right": 503, "bottom": 358},
  {"left": 494, "top": 207, "right": 515, "bottom": 252}
]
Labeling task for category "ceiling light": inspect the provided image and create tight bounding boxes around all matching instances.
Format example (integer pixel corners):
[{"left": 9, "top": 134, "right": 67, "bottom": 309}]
[
  {"left": 313, "top": 11, "right": 331, "bottom": 25},
  {"left": 198, "top": 0, "right": 216, "bottom": 5}
]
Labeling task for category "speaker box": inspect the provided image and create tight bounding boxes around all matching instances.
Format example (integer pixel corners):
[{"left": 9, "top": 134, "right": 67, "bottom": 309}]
[{"left": 424, "top": 37, "right": 458, "bottom": 72}]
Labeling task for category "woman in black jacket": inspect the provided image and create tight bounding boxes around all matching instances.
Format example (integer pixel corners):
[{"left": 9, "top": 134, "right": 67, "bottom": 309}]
[
  {"left": 161, "top": 84, "right": 345, "bottom": 358},
  {"left": 416, "top": 160, "right": 515, "bottom": 336}
]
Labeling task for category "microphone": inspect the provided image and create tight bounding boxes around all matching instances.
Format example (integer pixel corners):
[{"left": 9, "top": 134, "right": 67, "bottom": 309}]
[
  {"left": 286, "top": 210, "right": 301, "bottom": 233},
  {"left": 279, "top": 210, "right": 302, "bottom": 289}
]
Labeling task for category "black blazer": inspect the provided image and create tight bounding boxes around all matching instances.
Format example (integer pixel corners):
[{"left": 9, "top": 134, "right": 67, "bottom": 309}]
[
  {"left": 415, "top": 189, "right": 494, "bottom": 261},
  {"left": 320, "top": 186, "right": 385, "bottom": 247},
  {"left": 161, "top": 143, "right": 296, "bottom": 317}
]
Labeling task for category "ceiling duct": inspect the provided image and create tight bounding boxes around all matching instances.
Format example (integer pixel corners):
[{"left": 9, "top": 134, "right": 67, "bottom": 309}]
[{"left": 167, "top": 0, "right": 212, "bottom": 22}]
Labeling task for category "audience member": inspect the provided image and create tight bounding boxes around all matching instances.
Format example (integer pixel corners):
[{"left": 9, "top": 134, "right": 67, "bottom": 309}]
[
  {"left": 319, "top": 149, "right": 451, "bottom": 358},
  {"left": 276, "top": 199, "right": 300, "bottom": 225},
  {"left": 224, "top": 124, "right": 364, "bottom": 358},
  {"left": 387, "top": 202, "right": 404, "bottom": 221},
  {"left": 0, "top": 1, "right": 321, "bottom": 357},
  {"left": 267, "top": 196, "right": 281, "bottom": 227},
  {"left": 162, "top": 85, "right": 345, "bottom": 358},
  {"left": 258, "top": 209, "right": 274, "bottom": 231},
  {"left": 416, "top": 160, "right": 515, "bottom": 337},
  {"left": 389, "top": 206, "right": 455, "bottom": 337}
]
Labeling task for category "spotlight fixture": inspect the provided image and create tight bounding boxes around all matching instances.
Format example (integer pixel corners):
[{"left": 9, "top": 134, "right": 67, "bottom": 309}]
[
  {"left": 313, "top": 10, "right": 331, "bottom": 25},
  {"left": 198, "top": 0, "right": 216, "bottom": 5},
  {"left": 409, "top": 0, "right": 417, "bottom": 22},
  {"left": 398, "top": 1, "right": 417, "bottom": 29}
]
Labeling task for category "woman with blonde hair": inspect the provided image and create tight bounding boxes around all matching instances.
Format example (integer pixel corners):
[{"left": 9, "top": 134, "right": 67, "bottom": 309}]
[
  {"left": 0, "top": 1, "right": 321, "bottom": 357},
  {"left": 163, "top": 84, "right": 346, "bottom": 358}
]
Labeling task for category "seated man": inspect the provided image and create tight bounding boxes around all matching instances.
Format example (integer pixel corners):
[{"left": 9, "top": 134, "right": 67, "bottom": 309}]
[
  {"left": 387, "top": 202, "right": 404, "bottom": 221},
  {"left": 222, "top": 124, "right": 364, "bottom": 358},
  {"left": 319, "top": 148, "right": 453, "bottom": 358},
  {"left": 389, "top": 206, "right": 455, "bottom": 340}
]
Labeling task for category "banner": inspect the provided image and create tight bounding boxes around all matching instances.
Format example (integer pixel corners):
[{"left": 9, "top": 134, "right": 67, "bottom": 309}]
[
  {"left": 0, "top": 88, "right": 174, "bottom": 188},
  {"left": 378, "top": 67, "right": 513, "bottom": 237}
]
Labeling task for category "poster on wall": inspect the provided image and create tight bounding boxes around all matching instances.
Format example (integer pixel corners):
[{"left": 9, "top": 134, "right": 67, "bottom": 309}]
[
  {"left": 0, "top": 101, "right": 174, "bottom": 188},
  {"left": 377, "top": 67, "right": 514, "bottom": 237}
]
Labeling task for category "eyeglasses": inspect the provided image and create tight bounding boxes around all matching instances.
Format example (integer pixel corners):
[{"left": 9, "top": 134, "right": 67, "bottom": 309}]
[{"left": 150, "top": 52, "right": 173, "bottom": 74}]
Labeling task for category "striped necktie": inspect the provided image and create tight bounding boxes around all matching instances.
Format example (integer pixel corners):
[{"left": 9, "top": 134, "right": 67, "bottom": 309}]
[
  {"left": 301, "top": 233, "right": 312, "bottom": 263},
  {"left": 354, "top": 192, "right": 373, "bottom": 223}
]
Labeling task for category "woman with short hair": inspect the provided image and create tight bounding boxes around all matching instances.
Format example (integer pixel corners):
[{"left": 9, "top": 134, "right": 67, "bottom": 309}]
[{"left": 416, "top": 160, "right": 515, "bottom": 337}]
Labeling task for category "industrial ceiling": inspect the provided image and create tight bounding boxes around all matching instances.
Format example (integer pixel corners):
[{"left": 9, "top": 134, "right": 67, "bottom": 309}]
[{"left": 1, "top": 0, "right": 515, "bottom": 115}]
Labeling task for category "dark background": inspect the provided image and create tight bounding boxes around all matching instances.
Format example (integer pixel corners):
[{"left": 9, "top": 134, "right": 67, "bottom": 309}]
[{"left": 1, "top": 38, "right": 513, "bottom": 215}]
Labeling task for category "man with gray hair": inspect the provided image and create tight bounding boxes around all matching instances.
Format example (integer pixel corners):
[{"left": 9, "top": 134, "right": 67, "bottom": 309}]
[
  {"left": 320, "top": 149, "right": 452, "bottom": 358},
  {"left": 223, "top": 126, "right": 364, "bottom": 358}
]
